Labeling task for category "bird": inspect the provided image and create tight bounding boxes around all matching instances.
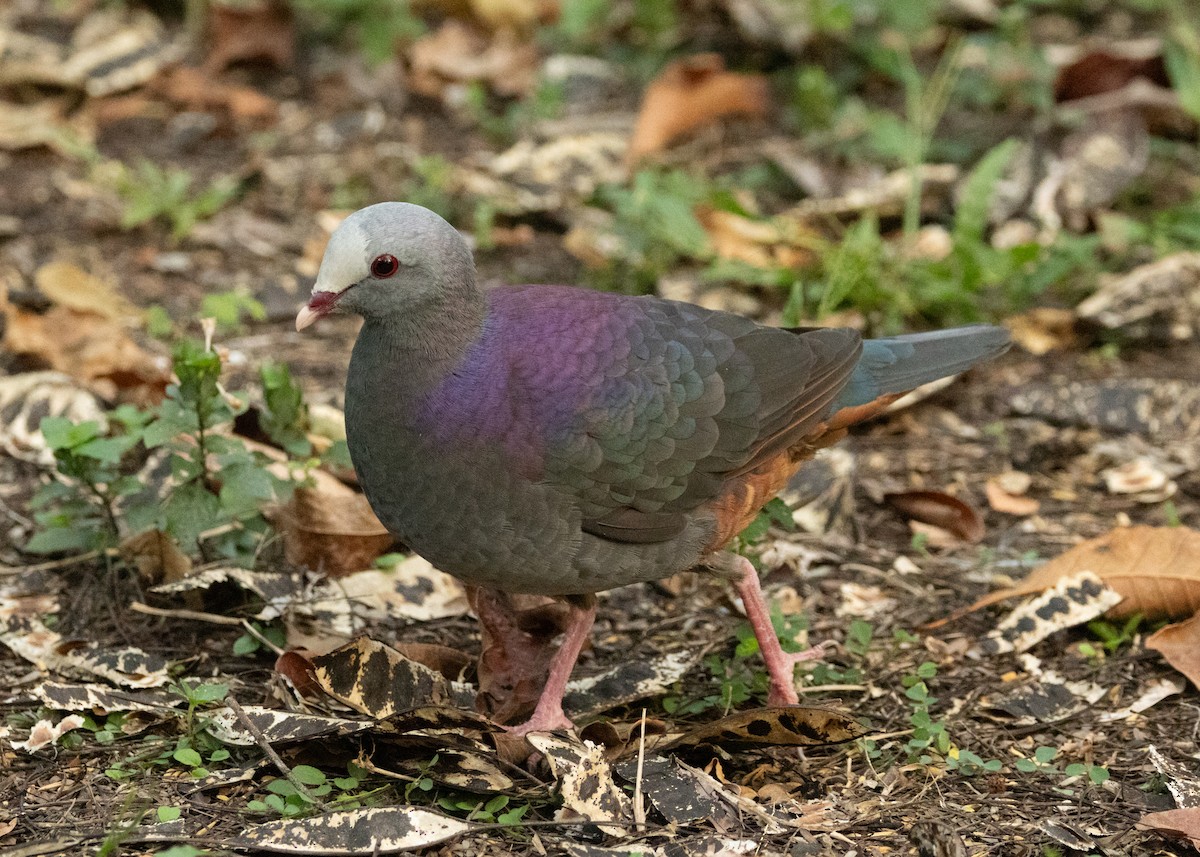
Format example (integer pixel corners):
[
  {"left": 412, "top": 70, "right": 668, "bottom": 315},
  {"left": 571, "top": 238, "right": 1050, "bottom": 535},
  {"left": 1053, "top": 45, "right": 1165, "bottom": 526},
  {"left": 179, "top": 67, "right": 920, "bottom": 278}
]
[{"left": 296, "top": 202, "right": 1010, "bottom": 735}]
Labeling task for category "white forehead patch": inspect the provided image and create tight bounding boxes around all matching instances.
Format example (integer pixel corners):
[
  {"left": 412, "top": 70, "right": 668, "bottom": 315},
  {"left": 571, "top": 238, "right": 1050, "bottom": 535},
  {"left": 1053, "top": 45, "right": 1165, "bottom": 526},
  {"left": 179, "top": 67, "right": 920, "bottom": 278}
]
[{"left": 313, "top": 217, "right": 370, "bottom": 294}]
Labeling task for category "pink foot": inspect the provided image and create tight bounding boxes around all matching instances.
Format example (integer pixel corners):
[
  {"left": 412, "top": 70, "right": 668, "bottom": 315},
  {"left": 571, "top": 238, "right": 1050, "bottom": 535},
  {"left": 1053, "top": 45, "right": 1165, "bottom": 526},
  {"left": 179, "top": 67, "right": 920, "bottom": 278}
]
[
  {"left": 732, "top": 554, "right": 829, "bottom": 707},
  {"left": 505, "top": 595, "right": 597, "bottom": 735}
]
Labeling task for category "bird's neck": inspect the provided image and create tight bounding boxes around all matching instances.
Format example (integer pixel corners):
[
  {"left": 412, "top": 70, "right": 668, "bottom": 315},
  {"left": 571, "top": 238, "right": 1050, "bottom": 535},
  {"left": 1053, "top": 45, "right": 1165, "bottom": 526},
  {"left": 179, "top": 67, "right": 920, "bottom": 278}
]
[{"left": 350, "top": 288, "right": 487, "bottom": 403}]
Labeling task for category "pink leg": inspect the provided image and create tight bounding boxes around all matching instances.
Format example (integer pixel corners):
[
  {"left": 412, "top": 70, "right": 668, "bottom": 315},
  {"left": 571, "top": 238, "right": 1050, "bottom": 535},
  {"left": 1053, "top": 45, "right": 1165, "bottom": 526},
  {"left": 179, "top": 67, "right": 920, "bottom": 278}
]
[
  {"left": 733, "top": 555, "right": 827, "bottom": 707},
  {"left": 507, "top": 595, "right": 597, "bottom": 736}
]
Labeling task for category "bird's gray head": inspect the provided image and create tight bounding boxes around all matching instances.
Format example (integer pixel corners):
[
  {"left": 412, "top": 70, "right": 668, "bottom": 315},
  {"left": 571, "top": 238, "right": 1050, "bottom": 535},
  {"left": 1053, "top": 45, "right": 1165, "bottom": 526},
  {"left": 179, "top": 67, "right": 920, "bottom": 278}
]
[{"left": 295, "top": 202, "right": 477, "bottom": 332}]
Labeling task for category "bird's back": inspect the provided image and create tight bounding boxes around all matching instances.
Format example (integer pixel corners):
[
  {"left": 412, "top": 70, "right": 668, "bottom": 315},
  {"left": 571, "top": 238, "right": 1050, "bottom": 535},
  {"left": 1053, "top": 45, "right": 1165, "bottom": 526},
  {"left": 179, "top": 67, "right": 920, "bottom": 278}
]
[{"left": 347, "top": 283, "right": 1008, "bottom": 594}]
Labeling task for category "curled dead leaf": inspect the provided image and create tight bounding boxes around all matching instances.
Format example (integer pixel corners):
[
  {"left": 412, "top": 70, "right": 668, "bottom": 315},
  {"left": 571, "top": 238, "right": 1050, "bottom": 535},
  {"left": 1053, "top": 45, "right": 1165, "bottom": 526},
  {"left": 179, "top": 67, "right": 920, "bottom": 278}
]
[
  {"left": 266, "top": 469, "right": 393, "bottom": 577},
  {"left": 1148, "top": 614, "right": 1200, "bottom": 692},
  {"left": 884, "top": 490, "right": 985, "bottom": 544},
  {"left": 626, "top": 53, "right": 770, "bottom": 165},
  {"left": 1054, "top": 49, "right": 1169, "bottom": 103},
  {"left": 1005, "top": 308, "right": 1081, "bottom": 355},
  {"left": 985, "top": 475, "right": 1040, "bottom": 516},
  {"left": 275, "top": 650, "right": 322, "bottom": 697},
  {"left": 696, "top": 206, "right": 816, "bottom": 270},
  {"left": 151, "top": 66, "right": 278, "bottom": 123}
]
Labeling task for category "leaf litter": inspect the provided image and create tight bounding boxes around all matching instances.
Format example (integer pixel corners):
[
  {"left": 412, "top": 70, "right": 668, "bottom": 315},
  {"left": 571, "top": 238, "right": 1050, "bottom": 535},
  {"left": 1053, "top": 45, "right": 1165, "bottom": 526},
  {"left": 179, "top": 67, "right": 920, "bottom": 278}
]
[{"left": 2, "top": 0, "right": 1199, "bottom": 853}]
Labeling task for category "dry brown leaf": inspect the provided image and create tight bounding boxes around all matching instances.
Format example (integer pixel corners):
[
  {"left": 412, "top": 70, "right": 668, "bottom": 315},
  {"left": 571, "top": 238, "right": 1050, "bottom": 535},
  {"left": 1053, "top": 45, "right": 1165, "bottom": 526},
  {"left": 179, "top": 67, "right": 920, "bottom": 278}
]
[
  {"left": 408, "top": 20, "right": 538, "bottom": 98},
  {"left": 205, "top": 0, "right": 295, "bottom": 74},
  {"left": 34, "top": 261, "right": 141, "bottom": 321},
  {"left": 2, "top": 305, "right": 168, "bottom": 405},
  {"left": 1055, "top": 49, "right": 1169, "bottom": 103},
  {"left": 1148, "top": 613, "right": 1200, "bottom": 691},
  {"left": 120, "top": 529, "right": 192, "bottom": 585},
  {"left": 467, "top": 0, "right": 558, "bottom": 30},
  {"left": 884, "top": 490, "right": 985, "bottom": 544},
  {"left": 1005, "top": 308, "right": 1081, "bottom": 355},
  {"left": 963, "top": 526, "right": 1200, "bottom": 620},
  {"left": 151, "top": 66, "right": 278, "bottom": 123},
  {"left": 275, "top": 650, "right": 322, "bottom": 697},
  {"left": 266, "top": 468, "right": 393, "bottom": 577},
  {"left": 985, "top": 477, "right": 1040, "bottom": 516},
  {"left": 1138, "top": 807, "right": 1200, "bottom": 850},
  {"left": 696, "top": 207, "right": 816, "bottom": 270},
  {"left": 626, "top": 53, "right": 770, "bottom": 165}
]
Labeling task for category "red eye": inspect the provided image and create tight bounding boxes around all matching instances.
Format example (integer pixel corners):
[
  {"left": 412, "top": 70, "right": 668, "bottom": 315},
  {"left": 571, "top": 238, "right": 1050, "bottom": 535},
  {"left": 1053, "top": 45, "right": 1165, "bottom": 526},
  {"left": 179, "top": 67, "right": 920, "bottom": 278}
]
[{"left": 370, "top": 254, "right": 399, "bottom": 278}]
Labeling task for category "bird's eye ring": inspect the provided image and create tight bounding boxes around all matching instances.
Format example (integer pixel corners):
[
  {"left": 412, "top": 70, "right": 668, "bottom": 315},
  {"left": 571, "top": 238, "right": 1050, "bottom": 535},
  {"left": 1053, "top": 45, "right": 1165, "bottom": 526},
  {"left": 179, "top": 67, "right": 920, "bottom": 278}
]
[{"left": 371, "top": 254, "right": 399, "bottom": 278}]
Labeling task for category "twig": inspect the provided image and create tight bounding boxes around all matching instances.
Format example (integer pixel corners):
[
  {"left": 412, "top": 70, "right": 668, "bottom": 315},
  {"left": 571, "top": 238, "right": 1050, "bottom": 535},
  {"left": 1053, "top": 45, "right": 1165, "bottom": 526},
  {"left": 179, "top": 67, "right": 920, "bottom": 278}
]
[
  {"left": 632, "top": 707, "right": 647, "bottom": 830},
  {"left": 129, "top": 601, "right": 244, "bottom": 626},
  {"left": 226, "top": 694, "right": 331, "bottom": 811},
  {"left": 240, "top": 618, "right": 285, "bottom": 654},
  {"left": 0, "top": 549, "right": 105, "bottom": 576}
]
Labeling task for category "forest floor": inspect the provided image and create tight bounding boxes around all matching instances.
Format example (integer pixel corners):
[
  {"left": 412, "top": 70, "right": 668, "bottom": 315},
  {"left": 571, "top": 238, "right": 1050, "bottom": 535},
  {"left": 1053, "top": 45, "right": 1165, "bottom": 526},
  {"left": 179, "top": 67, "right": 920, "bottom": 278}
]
[{"left": 2, "top": 0, "right": 1200, "bottom": 855}]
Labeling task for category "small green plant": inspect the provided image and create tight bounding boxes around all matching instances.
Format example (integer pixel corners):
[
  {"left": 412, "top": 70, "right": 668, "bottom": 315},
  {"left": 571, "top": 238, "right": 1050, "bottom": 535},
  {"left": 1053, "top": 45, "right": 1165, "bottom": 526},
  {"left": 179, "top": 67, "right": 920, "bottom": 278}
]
[
  {"left": 154, "top": 846, "right": 210, "bottom": 857},
  {"left": 247, "top": 761, "right": 383, "bottom": 817},
  {"left": 292, "top": 0, "right": 425, "bottom": 66},
  {"left": 28, "top": 336, "right": 298, "bottom": 565},
  {"left": 259, "top": 361, "right": 313, "bottom": 457},
  {"left": 437, "top": 793, "right": 530, "bottom": 826},
  {"left": 27, "top": 416, "right": 144, "bottom": 553},
  {"left": 736, "top": 497, "right": 795, "bottom": 555},
  {"left": 232, "top": 622, "right": 287, "bottom": 657},
  {"left": 200, "top": 290, "right": 266, "bottom": 333},
  {"left": 1014, "top": 745, "right": 1110, "bottom": 786},
  {"left": 663, "top": 598, "right": 810, "bottom": 716},
  {"left": 1080, "top": 613, "right": 1144, "bottom": 657},
  {"left": 117, "top": 160, "right": 240, "bottom": 240},
  {"left": 592, "top": 168, "right": 712, "bottom": 294},
  {"left": 846, "top": 619, "right": 874, "bottom": 658}
]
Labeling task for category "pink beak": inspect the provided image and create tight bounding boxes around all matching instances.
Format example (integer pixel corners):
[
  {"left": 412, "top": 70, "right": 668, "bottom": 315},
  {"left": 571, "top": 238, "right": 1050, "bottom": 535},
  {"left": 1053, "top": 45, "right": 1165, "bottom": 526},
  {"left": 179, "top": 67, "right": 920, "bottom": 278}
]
[{"left": 295, "top": 291, "right": 340, "bottom": 331}]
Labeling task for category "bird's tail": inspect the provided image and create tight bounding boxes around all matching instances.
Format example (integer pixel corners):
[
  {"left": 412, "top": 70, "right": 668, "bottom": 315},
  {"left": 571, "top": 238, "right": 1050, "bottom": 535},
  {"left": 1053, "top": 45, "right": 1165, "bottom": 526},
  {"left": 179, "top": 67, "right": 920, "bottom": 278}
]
[{"left": 834, "top": 325, "right": 1011, "bottom": 410}]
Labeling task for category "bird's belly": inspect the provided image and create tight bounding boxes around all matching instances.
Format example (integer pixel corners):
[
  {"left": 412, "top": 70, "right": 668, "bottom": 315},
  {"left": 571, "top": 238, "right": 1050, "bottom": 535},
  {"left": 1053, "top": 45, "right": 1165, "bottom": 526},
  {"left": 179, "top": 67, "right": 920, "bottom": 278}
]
[{"left": 348, "top": 430, "right": 711, "bottom": 596}]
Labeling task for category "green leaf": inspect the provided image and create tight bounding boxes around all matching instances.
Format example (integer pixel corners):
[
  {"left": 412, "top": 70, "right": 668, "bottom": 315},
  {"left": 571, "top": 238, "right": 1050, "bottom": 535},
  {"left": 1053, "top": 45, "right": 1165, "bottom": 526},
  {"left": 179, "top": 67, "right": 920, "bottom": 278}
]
[
  {"left": 40, "top": 417, "right": 101, "bottom": 450},
  {"left": 25, "top": 526, "right": 96, "bottom": 555},
  {"left": 218, "top": 461, "right": 277, "bottom": 516},
  {"left": 267, "top": 779, "right": 299, "bottom": 796},
  {"left": 142, "top": 412, "right": 192, "bottom": 448},
  {"left": 75, "top": 435, "right": 138, "bottom": 464},
  {"left": 156, "top": 805, "right": 181, "bottom": 823},
  {"left": 164, "top": 480, "right": 222, "bottom": 550},
  {"left": 1034, "top": 746, "right": 1058, "bottom": 765},
  {"left": 155, "top": 846, "right": 206, "bottom": 857},
  {"left": 232, "top": 634, "right": 260, "bottom": 656},
  {"left": 188, "top": 682, "right": 229, "bottom": 704},
  {"left": 291, "top": 765, "right": 327, "bottom": 786},
  {"left": 954, "top": 139, "right": 1018, "bottom": 245},
  {"left": 173, "top": 748, "right": 203, "bottom": 767}
]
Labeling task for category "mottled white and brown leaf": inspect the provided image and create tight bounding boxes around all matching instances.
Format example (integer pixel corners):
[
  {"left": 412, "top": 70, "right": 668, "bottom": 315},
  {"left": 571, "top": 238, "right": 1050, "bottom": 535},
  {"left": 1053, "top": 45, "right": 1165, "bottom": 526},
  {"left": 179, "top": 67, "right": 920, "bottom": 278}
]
[
  {"left": 972, "top": 571, "right": 1124, "bottom": 656},
  {"left": 362, "top": 748, "right": 514, "bottom": 793},
  {"left": 564, "top": 649, "right": 701, "bottom": 718},
  {"left": 208, "top": 706, "right": 373, "bottom": 747},
  {"left": 0, "top": 610, "right": 169, "bottom": 687},
  {"left": 525, "top": 733, "right": 631, "bottom": 834},
  {"left": 226, "top": 807, "right": 476, "bottom": 854},
  {"left": 33, "top": 681, "right": 181, "bottom": 714},
  {"left": 660, "top": 706, "right": 865, "bottom": 752},
  {"left": 308, "top": 638, "right": 475, "bottom": 718}
]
